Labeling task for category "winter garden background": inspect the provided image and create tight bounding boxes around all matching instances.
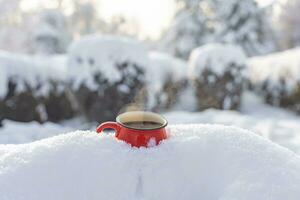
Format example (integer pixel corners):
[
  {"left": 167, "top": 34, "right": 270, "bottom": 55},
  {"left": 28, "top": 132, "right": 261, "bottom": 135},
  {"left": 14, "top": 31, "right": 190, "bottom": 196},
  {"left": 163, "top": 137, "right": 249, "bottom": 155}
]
[{"left": 1, "top": 0, "right": 300, "bottom": 199}]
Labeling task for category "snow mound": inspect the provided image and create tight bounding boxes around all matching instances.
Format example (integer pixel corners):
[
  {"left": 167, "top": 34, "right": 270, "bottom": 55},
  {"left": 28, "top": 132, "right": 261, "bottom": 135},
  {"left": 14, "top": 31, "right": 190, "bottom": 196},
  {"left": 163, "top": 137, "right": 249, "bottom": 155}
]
[
  {"left": 0, "top": 51, "right": 67, "bottom": 97},
  {"left": 248, "top": 47, "right": 300, "bottom": 93},
  {"left": 0, "top": 125, "right": 300, "bottom": 200},
  {"left": 0, "top": 120, "right": 72, "bottom": 144},
  {"left": 166, "top": 109, "right": 300, "bottom": 154},
  {"left": 68, "top": 35, "right": 149, "bottom": 90},
  {"left": 188, "top": 43, "right": 247, "bottom": 78}
]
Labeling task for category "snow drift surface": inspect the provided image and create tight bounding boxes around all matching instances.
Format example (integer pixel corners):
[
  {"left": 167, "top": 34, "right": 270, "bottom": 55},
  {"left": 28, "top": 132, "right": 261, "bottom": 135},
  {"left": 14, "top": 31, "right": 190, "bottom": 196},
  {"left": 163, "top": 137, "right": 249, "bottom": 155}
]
[
  {"left": 0, "top": 125, "right": 300, "bottom": 200},
  {"left": 0, "top": 120, "right": 71, "bottom": 144}
]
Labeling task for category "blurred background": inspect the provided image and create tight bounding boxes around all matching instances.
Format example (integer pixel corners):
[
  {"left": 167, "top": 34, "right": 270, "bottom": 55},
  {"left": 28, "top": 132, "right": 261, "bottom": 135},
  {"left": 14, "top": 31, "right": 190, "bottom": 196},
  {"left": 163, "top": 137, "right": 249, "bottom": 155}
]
[
  {"left": 1, "top": 0, "right": 300, "bottom": 154},
  {"left": 0, "top": 0, "right": 296, "bottom": 54}
]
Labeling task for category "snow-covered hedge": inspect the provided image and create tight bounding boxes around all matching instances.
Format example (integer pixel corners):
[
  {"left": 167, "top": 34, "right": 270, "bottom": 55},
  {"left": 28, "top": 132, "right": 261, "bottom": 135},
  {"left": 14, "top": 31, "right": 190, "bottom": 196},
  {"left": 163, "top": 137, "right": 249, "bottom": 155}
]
[
  {"left": 0, "top": 36, "right": 191, "bottom": 123},
  {"left": 1, "top": 125, "right": 300, "bottom": 199},
  {"left": 248, "top": 48, "right": 300, "bottom": 113},
  {"left": 0, "top": 51, "right": 67, "bottom": 97},
  {"left": 188, "top": 43, "right": 247, "bottom": 111},
  {"left": 146, "top": 51, "right": 188, "bottom": 111},
  {"left": 0, "top": 52, "right": 76, "bottom": 122},
  {"left": 68, "top": 35, "right": 147, "bottom": 122}
]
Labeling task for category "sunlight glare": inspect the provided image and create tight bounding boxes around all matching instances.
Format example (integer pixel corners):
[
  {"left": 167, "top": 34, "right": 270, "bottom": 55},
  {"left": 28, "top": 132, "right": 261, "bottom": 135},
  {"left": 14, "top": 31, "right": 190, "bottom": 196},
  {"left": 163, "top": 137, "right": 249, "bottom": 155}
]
[
  {"left": 20, "top": 0, "right": 175, "bottom": 39},
  {"left": 100, "top": 0, "right": 175, "bottom": 39}
]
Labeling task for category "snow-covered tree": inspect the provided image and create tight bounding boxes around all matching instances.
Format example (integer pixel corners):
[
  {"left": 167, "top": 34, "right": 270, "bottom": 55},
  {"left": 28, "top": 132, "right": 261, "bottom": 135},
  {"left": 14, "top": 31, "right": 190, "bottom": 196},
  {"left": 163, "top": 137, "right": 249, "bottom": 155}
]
[
  {"left": 212, "top": 0, "right": 276, "bottom": 56},
  {"left": 161, "top": 0, "right": 276, "bottom": 58},
  {"left": 161, "top": 0, "right": 210, "bottom": 59},
  {"left": 71, "top": 1, "right": 98, "bottom": 35},
  {"left": 103, "top": 15, "right": 141, "bottom": 38},
  {"left": 0, "top": 0, "right": 34, "bottom": 53},
  {"left": 277, "top": 0, "right": 300, "bottom": 49},
  {"left": 33, "top": 9, "right": 71, "bottom": 54}
]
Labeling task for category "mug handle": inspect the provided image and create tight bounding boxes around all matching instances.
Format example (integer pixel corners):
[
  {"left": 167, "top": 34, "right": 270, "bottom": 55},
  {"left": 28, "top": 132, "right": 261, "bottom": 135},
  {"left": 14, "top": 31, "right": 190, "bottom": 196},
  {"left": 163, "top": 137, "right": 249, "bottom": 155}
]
[{"left": 96, "top": 122, "right": 121, "bottom": 137}]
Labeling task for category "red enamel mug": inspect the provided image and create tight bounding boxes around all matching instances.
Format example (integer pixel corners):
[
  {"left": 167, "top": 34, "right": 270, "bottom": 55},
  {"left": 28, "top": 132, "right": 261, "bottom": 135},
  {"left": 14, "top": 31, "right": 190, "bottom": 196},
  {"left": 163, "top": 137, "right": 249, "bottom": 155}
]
[{"left": 96, "top": 111, "right": 168, "bottom": 147}]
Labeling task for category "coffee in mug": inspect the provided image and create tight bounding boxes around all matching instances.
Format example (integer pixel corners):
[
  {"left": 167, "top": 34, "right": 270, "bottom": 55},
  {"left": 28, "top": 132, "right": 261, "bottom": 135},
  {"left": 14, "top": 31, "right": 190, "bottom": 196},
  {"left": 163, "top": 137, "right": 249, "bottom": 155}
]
[{"left": 96, "top": 111, "right": 168, "bottom": 147}]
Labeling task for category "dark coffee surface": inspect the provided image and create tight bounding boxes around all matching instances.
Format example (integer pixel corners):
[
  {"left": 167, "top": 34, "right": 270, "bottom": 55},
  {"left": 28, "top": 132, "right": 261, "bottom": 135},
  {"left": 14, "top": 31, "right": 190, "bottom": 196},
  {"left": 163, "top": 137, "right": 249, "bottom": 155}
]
[{"left": 123, "top": 121, "right": 163, "bottom": 129}]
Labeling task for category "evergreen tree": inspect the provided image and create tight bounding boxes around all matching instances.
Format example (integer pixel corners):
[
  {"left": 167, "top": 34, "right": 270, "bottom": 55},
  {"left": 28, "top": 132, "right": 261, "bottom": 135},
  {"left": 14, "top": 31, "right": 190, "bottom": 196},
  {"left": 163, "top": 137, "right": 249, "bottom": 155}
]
[
  {"left": 71, "top": 2, "right": 98, "bottom": 35},
  {"left": 161, "top": 0, "right": 276, "bottom": 58},
  {"left": 277, "top": 0, "right": 300, "bottom": 49},
  {"left": 212, "top": 0, "right": 276, "bottom": 56},
  {"left": 33, "top": 9, "right": 71, "bottom": 54},
  {"left": 161, "top": 0, "right": 210, "bottom": 59}
]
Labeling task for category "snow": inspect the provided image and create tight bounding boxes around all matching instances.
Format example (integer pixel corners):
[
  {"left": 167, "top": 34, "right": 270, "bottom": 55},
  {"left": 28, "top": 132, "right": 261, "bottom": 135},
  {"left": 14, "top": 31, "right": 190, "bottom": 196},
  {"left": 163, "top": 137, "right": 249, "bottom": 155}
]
[
  {"left": 160, "top": 8, "right": 207, "bottom": 59},
  {"left": 212, "top": 0, "right": 276, "bottom": 56},
  {"left": 148, "top": 51, "right": 187, "bottom": 84},
  {"left": 68, "top": 35, "right": 149, "bottom": 90},
  {"left": 0, "top": 120, "right": 71, "bottom": 144},
  {"left": 33, "top": 9, "right": 71, "bottom": 54},
  {"left": 172, "top": 85, "right": 197, "bottom": 111},
  {"left": 0, "top": 51, "right": 67, "bottom": 97},
  {"left": 161, "top": 0, "right": 275, "bottom": 58},
  {"left": 188, "top": 43, "right": 247, "bottom": 79},
  {"left": 166, "top": 92, "right": 300, "bottom": 154},
  {"left": 247, "top": 47, "right": 300, "bottom": 93},
  {"left": 277, "top": 0, "right": 300, "bottom": 49},
  {"left": 0, "top": 124, "right": 300, "bottom": 200},
  {"left": 166, "top": 109, "right": 300, "bottom": 154},
  {"left": 1, "top": 91, "right": 300, "bottom": 155},
  {"left": 146, "top": 51, "right": 187, "bottom": 108},
  {"left": 35, "top": 24, "right": 59, "bottom": 39}
]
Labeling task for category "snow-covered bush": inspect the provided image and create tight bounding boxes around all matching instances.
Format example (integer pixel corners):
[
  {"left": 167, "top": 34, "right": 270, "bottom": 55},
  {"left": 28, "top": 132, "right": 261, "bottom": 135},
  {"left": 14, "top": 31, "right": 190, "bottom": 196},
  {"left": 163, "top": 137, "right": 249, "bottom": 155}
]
[
  {"left": 68, "top": 35, "right": 147, "bottom": 122},
  {"left": 146, "top": 52, "right": 188, "bottom": 111},
  {"left": 0, "top": 51, "right": 76, "bottom": 122},
  {"left": 248, "top": 48, "right": 300, "bottom": 113},
  {"left": 189, "top": 43, "right": 247, "bottom": 111}
]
